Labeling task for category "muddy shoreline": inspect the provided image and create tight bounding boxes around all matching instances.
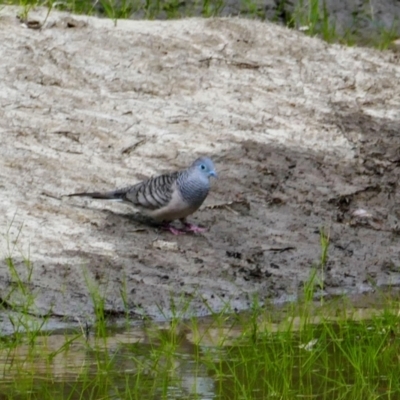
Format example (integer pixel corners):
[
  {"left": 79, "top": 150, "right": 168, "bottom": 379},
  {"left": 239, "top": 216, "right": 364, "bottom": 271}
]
[{"left": 1, "top": 8, "right": 400, "bottom": 329}]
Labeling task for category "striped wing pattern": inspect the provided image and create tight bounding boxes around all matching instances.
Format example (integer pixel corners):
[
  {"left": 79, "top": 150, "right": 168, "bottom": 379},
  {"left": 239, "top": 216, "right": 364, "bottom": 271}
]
[{"left": 123, "top": 172, "right": 179, "bottom": 210}]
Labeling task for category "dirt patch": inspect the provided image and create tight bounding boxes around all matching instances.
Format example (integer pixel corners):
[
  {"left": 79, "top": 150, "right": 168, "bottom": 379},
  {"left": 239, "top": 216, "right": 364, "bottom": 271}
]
[{"left": 1, "top": 7, "right": 400, "bottom": 324}]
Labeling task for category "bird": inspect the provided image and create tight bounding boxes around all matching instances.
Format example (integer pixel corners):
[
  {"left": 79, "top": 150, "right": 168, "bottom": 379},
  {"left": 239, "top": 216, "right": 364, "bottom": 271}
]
[{"left": 67, "top": 157, "right": 217, "bottom": 235}]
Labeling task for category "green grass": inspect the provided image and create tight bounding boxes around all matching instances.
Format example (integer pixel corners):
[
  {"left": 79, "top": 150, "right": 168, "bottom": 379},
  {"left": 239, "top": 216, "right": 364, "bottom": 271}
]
[
  {"left": 2, "top": 292, "right": 400, "bottom": 399},
  {"left": 1, "top": 0, "right": 399, "bottom": 49}
]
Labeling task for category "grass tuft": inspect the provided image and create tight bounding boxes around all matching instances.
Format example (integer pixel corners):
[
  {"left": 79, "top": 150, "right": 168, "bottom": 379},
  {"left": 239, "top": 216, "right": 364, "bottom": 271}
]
[{"left": 3, "top": 0, "right": 399, "bottom": 49}]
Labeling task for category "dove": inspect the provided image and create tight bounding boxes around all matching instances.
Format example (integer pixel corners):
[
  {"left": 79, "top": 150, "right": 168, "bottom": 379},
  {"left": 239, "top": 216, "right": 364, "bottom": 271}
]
[{"left": 67, "top": 157, "right": 217, "bottom": 235}]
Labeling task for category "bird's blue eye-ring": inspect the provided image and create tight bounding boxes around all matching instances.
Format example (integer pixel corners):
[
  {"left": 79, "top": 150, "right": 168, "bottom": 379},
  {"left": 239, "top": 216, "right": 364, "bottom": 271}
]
[{"left": 200, "top": 164, "right": 206, "bottom": 170}]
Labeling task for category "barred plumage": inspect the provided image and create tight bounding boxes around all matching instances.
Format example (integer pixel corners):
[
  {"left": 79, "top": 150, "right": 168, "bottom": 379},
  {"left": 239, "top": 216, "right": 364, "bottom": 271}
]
[{"left": 67, "top": 157, "right": 217, "bottom": 234}]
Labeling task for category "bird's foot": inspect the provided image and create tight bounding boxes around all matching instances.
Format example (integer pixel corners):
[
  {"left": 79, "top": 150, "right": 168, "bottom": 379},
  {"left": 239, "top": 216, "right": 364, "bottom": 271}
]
[
  {"left": 161, "top": 223, "right": 187, "bottom": 235},
  {"left": 182, "top": 223, "right": 208, "bottom": 233},
  {"left": 161, "top": 221, "right": 207, "bottom": 235}
]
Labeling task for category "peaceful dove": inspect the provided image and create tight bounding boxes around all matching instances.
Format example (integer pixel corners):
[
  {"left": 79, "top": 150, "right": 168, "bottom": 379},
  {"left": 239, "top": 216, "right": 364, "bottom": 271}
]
[{"left": 67, "top": 157, "right": 217, "bottom": 235}]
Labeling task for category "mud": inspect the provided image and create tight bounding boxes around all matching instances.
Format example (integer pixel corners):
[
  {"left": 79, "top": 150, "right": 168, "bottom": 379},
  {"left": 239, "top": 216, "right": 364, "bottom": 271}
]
[{"left": 1, "top": 7, "right": 400, "bottom": 325}]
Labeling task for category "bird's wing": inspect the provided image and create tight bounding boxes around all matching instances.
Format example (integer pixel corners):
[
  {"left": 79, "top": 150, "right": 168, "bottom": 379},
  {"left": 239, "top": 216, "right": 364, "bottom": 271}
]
[{"left": 123, "top": 172, "right": 179, "bottom": 210}]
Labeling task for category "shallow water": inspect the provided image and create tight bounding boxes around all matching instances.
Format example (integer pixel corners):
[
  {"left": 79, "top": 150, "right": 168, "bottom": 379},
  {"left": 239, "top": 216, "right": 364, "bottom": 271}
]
[{"left": 1, "top": 295, "right": 400, "bottom": 399}]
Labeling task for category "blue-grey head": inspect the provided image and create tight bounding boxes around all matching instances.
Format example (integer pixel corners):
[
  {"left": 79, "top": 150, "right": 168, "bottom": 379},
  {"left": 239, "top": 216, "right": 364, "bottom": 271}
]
[
  {"left": 191, "top": 157, "right": 217, "bottom": 179},
  {"left": 179, "top": 157, "right": 217, "bottom": 205}
]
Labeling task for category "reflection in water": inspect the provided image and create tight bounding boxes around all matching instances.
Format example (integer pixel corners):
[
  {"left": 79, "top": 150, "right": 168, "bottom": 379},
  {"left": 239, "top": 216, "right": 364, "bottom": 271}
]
[
  {"left": 0, "top": 325, "right": 220, "bottom": 399},
  {"left": 0, "top": 297, "right": 399, "bottom": 399}
]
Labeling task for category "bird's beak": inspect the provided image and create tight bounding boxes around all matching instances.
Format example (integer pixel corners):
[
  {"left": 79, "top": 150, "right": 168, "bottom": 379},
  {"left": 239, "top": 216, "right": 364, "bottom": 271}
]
[{"left": 209, "top": 170, "right": 218, "bottom": 178}]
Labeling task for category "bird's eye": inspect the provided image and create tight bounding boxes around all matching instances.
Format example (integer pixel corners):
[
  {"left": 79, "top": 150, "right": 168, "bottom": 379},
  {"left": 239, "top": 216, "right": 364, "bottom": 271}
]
[{"left": 200, "top": 164, "right": 206, "bottom": 170}]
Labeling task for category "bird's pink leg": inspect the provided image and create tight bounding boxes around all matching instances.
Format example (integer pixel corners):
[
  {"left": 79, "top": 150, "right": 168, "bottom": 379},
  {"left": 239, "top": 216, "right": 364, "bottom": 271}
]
[
  {"left": 161, "top": 221, "right": 207, "bottom": 235},
  {"left": 161, "top": 223, "right": 187, "bottom": 235},
  {"left": 180, "top": 219, "right": 208, "bottom": 233}
]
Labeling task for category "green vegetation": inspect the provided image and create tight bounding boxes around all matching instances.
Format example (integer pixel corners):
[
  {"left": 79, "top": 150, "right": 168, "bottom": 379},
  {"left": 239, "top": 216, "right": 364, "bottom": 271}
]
[
  {"left": 1, "top": 277, "right": 400, "bottom": 399},
  {"left": 1, "top": 227, "right": 400, "bottom": 399},
  {"left": 1, "top": 0, "right": 399, "bottom": 49}
]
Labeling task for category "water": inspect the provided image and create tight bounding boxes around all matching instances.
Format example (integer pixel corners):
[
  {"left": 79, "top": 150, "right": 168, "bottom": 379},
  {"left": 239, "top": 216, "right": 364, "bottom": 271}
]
[{"left": 0, "top": 299, "right": 399, "bottom": 399}]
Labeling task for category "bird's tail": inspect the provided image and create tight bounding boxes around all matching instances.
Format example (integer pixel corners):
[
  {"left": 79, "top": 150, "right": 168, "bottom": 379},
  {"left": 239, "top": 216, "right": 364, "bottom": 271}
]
[{"left": 67, "top": 189, "right": 126, "bottom": 201}]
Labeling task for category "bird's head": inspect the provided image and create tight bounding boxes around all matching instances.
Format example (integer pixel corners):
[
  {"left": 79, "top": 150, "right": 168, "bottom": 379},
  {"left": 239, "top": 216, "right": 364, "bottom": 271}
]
[{"left": 192, "top": 157, "right": 217, "bottom": 179}]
